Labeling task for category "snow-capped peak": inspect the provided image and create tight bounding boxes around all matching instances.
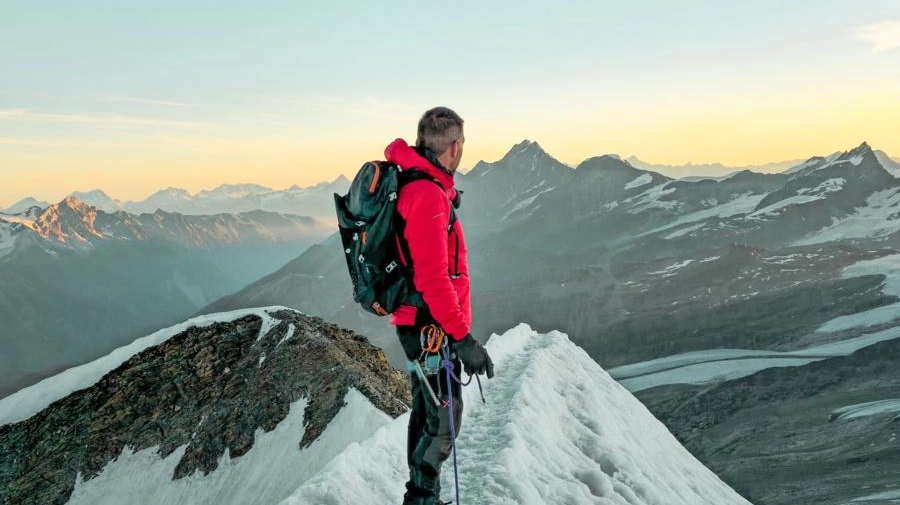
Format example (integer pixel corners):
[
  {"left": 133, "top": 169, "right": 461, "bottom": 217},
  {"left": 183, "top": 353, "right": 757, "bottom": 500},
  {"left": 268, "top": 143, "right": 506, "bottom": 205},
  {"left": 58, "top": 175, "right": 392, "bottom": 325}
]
[
  {"left": 68, "top": 189, "right": 121, "bottom": 213},
  {"left": 34, "top": 196, "right": 106, "bottom": 244}
]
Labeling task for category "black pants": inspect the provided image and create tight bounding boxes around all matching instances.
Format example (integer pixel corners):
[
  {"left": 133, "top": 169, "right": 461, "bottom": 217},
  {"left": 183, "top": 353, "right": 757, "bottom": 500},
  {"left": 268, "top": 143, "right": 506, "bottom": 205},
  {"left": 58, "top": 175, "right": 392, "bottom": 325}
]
[{"left": 397, "top": 325, "right": 464, "bottom": 505}]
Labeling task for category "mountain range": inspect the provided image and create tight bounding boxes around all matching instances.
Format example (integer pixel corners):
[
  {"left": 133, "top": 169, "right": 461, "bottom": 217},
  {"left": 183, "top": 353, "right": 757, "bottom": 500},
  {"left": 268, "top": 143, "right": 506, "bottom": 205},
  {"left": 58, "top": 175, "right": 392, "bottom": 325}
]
[
  {"left": 202, "top": 139, "right": 900, "bottom": 504},
  {"left": 1, "top": 177, "right": 351, "bottom": 225},
  {"left": 4, "top": 138, "right": 900, "bottom": 503},
  {"left": 0, "top": 198, "right": 332, "bottom": 398}
]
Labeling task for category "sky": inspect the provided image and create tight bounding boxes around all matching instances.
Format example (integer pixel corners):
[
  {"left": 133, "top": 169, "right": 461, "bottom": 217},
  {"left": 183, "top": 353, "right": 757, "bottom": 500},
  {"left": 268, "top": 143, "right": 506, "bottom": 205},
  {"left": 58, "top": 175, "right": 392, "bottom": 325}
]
[{"left": 2, "top": 0, "right": 900, "bottom": 207}]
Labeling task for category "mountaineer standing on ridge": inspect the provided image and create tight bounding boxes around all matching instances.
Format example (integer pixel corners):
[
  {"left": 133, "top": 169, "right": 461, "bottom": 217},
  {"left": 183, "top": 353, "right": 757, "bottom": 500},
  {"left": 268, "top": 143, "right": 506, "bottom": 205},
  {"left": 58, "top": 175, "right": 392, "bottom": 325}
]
[
  {"left": 386, "top": 107, "right": 494, "bottom": 505},
  {"left": 335, "top": 105, "right": 494, "bottom": 505}
]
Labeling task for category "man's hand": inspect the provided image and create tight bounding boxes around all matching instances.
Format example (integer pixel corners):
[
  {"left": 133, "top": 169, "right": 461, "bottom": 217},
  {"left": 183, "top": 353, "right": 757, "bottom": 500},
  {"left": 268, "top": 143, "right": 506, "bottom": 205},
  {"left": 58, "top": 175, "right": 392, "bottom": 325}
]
[{"left": 452, "top": 335, "right": 494, "bottom": 378}]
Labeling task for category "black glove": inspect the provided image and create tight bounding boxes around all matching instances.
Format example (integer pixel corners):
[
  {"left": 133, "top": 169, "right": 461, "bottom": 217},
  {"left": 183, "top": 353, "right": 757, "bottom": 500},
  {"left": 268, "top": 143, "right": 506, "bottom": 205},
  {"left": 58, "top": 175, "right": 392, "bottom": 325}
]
[{"left": 452, "top": 334, "right": 494, "bottom": 378}]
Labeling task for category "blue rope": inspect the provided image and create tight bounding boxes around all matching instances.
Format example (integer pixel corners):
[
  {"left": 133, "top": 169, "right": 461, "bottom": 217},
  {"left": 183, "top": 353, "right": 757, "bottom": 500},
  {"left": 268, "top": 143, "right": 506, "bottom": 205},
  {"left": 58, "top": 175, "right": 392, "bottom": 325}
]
[{"left": 441, "top": 342, "right": 462, "bottom": 505}]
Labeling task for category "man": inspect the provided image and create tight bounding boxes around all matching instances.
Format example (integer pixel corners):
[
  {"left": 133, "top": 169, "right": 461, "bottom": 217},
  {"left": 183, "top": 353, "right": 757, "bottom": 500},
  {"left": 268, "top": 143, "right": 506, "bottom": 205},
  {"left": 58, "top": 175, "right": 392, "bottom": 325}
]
[{"left": 384, "top": 106, "right": 494, "bottom": 505}]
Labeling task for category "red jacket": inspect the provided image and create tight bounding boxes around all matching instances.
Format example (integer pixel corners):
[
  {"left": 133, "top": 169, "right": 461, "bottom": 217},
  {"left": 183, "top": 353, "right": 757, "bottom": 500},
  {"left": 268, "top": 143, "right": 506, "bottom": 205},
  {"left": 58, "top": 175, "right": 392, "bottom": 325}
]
[{"left": 385, "top": 138, "right": 471, "bottom": 341}]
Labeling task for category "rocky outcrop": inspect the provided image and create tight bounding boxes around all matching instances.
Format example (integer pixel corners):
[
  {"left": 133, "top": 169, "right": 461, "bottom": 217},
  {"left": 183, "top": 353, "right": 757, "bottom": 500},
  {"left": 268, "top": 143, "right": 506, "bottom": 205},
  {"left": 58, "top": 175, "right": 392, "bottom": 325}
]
[{"left": 0, "top": 309, "right": 409, "bottom": 505}]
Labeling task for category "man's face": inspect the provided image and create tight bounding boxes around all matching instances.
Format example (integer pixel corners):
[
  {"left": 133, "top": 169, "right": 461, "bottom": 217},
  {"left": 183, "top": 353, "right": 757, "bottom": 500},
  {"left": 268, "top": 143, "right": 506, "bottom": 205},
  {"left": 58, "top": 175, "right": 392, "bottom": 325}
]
[{"left": 449, "top": 133, "right": 465, "bottom": 173}]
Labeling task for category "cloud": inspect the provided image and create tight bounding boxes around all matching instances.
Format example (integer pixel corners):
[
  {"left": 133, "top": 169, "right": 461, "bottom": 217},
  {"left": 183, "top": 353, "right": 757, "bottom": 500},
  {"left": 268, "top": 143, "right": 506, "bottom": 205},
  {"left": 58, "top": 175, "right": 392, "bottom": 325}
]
[
  {"left": 853, "top": 21, "right": 900, "bottom": 53},
  {"left": 0, "top": 137, "right": 138, "bottom": 148},
  {"left": 106, "top": 96, "right": 195, "bottom": 107},
  {"left": 0, "top": 108, "right": 218, "bottom": 129}
]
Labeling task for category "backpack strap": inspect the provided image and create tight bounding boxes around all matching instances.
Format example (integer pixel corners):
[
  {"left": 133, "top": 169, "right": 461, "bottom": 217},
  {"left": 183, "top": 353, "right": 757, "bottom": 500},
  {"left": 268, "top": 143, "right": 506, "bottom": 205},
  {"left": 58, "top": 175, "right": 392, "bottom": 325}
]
[
  {"left": 397, "top": 169, "right": 457, "bottom": 226},
  {"left": 394, "top": 168, "right": 458, "bottom": 309}
]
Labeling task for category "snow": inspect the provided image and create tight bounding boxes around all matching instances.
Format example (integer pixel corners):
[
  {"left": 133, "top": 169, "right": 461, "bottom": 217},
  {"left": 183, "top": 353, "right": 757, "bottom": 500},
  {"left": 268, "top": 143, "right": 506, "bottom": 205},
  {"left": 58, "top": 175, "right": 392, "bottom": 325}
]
[
  {"left": 0, "top": 306, "right": 289, "bottom": 427},
  {"left": 1, "top": 213, "right": 38, "bottom": 231},
  {"left": 849, "top": 488, "right": 900, "bottom": 502},
  {"left": 816, "top": 253, "right": 900, "bottom": 332},
  {"left": 610, "top": 325, "right": 900, "bottom": 392},
  {"left": 67, "top": 390, "right": 392, "bottom": 505},
  {"left": 649, "top": 259, "right": 695, "bottom": 276},
  {"left": 748, "top": 178, "right": 845, "bottom": 219},
  {"left": 624, "top": 183, "right": 679, "bottom": 213},
  {"left": 282, "top": 324, "right": 749, "bottom": 505},
  {"left": 797, "top": 177, "right": 846, "bottom": 196},
  {"left": 831, "top": 399, "right": 900, "bottom": 421},
  {"left": 762, "top": 253, "right": 805, "bottom": 265},
  {"left": 17, "top": 322, "right": 749, "bottom": 505},
  {"left": 624, "top": 173, "right": 653, "bottom": 190},
  {"left": 501, "top": 186, "right": 556, "bottom": 221},
  {"left": 639, "top": 193, "right": 766, "bottom": 237},
  {"left": 665, "top": 222, "right": 706, "bottom": 239},
  {"left": 794, "top": 188, "right": 900, "bottom": 246},
  {"left": 784, "top": 158, "right": 824, "bottom": 174}
]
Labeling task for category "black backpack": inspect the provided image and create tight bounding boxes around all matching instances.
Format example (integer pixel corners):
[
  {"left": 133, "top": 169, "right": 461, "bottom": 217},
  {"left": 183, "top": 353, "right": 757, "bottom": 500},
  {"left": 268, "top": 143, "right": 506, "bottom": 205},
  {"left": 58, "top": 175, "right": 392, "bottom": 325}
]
[{"left": 334, "top": 161, "right": 456, "bottom": 316}]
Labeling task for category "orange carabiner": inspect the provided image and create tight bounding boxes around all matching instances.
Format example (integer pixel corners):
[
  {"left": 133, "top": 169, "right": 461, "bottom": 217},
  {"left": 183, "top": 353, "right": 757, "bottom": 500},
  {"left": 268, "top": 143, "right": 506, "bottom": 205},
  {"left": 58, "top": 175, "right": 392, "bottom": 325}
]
[{"left": 420, "top": 324, "right": 445, "bottom": 354}]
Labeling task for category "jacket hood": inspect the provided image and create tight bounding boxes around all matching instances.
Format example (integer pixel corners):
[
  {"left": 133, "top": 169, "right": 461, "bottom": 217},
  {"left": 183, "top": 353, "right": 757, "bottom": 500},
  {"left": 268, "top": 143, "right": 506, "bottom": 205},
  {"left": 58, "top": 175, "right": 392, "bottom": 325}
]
[{"left": 384, "top": 138, "right": 458, "bottom": 201}]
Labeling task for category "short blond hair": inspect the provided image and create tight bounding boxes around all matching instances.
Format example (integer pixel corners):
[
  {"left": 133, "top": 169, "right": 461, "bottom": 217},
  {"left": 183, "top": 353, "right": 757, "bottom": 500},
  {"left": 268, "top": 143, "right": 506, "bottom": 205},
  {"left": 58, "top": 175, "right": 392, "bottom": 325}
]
[{"left": 416, "top": 107, "right": 464, "bottom": 155}]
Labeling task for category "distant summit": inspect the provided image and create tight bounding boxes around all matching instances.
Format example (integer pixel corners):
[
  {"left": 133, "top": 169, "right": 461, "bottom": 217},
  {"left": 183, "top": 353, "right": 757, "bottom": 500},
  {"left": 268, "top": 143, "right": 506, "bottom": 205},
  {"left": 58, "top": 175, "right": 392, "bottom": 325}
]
[
  {"left": 69, "top": 190, "right": 122, "bottom": 213},
  {"left": 36, "top": 196, "right": 105, "bottom": 244},
  {"left": 1, "top": 196, "right": 49, "bottom": 214}
]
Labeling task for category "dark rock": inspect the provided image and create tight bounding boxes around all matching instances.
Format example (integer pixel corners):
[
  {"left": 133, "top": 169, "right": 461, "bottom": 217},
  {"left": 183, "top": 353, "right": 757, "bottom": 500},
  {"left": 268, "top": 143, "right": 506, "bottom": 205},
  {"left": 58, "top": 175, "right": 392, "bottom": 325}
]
[{"left": 0, "top": 309, "right": 409, "bottom": 505}]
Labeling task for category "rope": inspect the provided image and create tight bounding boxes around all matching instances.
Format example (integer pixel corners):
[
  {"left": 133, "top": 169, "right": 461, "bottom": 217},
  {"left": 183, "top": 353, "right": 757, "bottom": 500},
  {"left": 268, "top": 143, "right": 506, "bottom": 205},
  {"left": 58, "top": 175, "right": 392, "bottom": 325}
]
[
  {"left": 441, "top": 342, "right": 462, "bottom": 505},
  {"left": 438, "top": 340, "right": 488, "bottom": 505}
]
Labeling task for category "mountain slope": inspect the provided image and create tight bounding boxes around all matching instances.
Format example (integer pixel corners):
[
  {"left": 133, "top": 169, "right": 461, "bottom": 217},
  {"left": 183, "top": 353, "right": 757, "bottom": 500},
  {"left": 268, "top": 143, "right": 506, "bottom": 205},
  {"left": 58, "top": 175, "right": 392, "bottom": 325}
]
[
  {"left": 457, "top": 140, "right": 575, "bottom": 231},
  {"left": 0, "top": 198, "right": 333, "bottom": 399},
  {"left": 637, "top": 335, "right": 900, "bottom": 505},
  {"left": 0, "top": 307, "right": 408, "bottom": 505},
  {"left": 0, "top": 319, "right": 751, "bottom": 505}
]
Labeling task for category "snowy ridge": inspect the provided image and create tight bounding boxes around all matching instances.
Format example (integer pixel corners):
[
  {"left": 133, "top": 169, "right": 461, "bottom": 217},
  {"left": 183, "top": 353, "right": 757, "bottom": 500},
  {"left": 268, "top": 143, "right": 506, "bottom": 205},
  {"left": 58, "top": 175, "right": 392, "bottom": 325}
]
[
  {"left": 749, "top": 178, "right": 846, "bottom": 219},
  {"left": 624, "top": 183, "right": 678, "bottom": 214},
  {"left": 0, "top": 307, "right": 288, "bottom": 427},
  {"left": 638, "top": 193, "right": 766, "bottom": 238},
  {"left": 624, "top": 173, "right": 653, "bottom": 190},
  {"left": 11, "top": 322, "right": 752, "bottom": 505},
  {"left": 794, "top": 188, "right": 900, "bottom": 245},
  {"left": 284, "top": 324, "right": 750, "bottom": 505}
]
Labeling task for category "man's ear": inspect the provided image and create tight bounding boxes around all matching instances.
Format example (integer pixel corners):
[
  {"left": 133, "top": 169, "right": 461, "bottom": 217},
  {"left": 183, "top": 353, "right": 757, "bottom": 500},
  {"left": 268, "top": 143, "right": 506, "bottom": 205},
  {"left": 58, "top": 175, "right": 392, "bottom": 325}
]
[{"left": 450, "top": 139, "right": 460, "bottom": 159}]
